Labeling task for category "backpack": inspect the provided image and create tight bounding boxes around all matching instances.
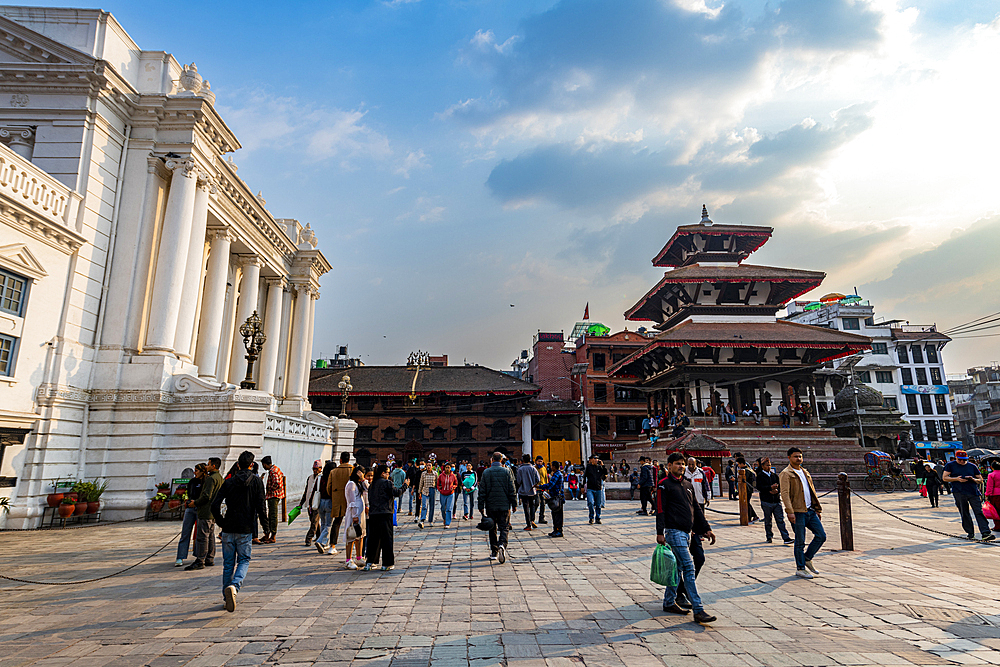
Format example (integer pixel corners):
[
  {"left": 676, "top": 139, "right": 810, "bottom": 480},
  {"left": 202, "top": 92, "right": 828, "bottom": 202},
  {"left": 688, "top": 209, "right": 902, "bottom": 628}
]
[{"left": 462, "top": 472, "right": 477, "bottom": 493}]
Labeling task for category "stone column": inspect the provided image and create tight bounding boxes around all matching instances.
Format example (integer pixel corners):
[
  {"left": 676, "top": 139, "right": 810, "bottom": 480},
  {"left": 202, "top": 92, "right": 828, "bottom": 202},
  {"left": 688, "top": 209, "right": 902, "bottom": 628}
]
[
  {"left": 258, "top": 277, "right": 286, "bottom": 395},
  {"left": 194, "top": 229, "right": 235, "bottom": 379},
  {"left": 144, "top": 158, "right": 199, "bottom": 354},
  {"left": 173, "top": 175, "right": 215, "bottom": 360},
  {"left": 300, "top": 290, "right": 317, "bottom": 400},
  {"left": 285, "top": 284, "right": 312, "bottom": 401},
  {"left": 227, "top": 257, "right": 261, "bottom": 384}
]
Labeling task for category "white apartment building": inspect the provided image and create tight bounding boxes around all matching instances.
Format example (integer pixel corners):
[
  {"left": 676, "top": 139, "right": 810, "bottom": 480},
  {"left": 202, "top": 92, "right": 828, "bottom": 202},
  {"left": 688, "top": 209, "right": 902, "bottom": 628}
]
[{"left": 785, "top": 296, "right": 959, "bottom": 460}]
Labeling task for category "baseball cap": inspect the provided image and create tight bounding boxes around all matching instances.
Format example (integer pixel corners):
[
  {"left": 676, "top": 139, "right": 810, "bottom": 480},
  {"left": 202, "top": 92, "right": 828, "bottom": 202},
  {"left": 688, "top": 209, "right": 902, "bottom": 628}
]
[
  {"left": 955, "top": 450, "right": 968, "bottom": 460},
  {"left": 313, "top": 459, "right": 322, "bottom": 467}
]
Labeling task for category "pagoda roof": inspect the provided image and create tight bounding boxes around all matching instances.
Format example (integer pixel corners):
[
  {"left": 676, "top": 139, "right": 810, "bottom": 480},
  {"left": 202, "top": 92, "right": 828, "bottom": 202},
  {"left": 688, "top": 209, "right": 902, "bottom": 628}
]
[
  {"left": 608, "top": 320, "right": 871, "bottom": 378},
  {"left": 652, "top": 223, "right": 773, "bottom": 267},
  {"left": 661, "top": 431, "right": 732, "bottom": 458},
  {"left": 309, "top": 365, "right": 541, "bottom": 397},
  {"left": 625, "top": 264, "right": 826, "bottom": 321}
]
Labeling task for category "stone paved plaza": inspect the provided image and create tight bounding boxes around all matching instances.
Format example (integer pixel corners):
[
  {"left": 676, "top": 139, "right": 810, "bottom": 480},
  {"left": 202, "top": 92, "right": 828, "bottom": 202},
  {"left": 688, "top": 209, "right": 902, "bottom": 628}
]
[{"left": 2, "top": 492, "right": 999, "bottom": 667}]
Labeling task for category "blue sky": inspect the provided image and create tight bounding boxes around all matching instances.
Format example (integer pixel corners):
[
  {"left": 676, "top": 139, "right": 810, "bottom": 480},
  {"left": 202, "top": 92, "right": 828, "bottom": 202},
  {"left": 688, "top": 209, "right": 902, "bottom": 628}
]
[{"left": 29, "top": 0, "right": 1000, "bottom": 373}]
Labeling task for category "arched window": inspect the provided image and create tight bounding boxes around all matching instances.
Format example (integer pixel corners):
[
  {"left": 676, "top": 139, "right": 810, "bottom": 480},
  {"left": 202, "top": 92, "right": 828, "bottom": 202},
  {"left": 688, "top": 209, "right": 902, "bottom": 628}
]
[
  {"left": 431, "top": 427, "right": 446, "bottom": 441},
  {"left": 404, "top": 419, "right": 424, "bottom": 442},
  {"left": 382, "top": 427, "right": 397, "bottom": 441},
  {"left": 456, "top": 422, "right": 473, "bottom": 440},
  {"left": 491, "top": 420, "right": 510, "bottom": 440}
]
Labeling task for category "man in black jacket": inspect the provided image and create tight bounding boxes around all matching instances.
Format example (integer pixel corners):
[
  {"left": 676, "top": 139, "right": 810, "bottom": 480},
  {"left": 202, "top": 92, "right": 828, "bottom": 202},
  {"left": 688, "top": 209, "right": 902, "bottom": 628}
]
[
  {"left": 211, "top": 450, "right": 268, "bottom": 613},
  {"left": 584, "top": 455, "right": 608, "bottom": 524},
  {"left": 478, "top": 451, "right": 518, "bottom": 563},
  {"left": 637, "top": 457, "right": 655, "bottom": 515},
  {"left": 655, "top": 452, "right": 717, "bottom": 624},
  {"left": 756, "top": 457, "right": 793, "bottom": 545}
]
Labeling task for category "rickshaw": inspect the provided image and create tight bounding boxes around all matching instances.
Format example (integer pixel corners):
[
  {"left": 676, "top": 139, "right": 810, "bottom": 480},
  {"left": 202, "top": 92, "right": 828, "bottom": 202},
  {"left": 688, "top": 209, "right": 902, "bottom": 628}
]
[{"left": 863, "top": 451, "right": 895, "bottom": 493}]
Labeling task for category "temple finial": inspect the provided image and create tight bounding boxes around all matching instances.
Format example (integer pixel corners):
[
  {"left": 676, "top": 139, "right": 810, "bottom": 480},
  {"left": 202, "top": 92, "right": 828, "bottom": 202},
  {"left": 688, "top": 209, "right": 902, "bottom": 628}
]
[{"left": 701, "top": 204, "right": 712, "bottom": 225}]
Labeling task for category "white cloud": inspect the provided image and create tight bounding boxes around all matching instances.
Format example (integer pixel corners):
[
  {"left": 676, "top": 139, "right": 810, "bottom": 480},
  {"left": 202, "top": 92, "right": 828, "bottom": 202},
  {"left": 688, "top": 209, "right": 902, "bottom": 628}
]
[{"left": 395, "top": 149, "right": 430, "bottom": 178}]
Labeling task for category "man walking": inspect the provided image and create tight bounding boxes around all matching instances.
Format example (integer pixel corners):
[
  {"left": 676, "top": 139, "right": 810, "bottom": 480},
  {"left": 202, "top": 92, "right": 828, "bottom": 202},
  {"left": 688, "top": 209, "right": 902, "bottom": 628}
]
[
  {"left": 779, "top": 447, "right": 826, "bottom": 578},
  {"left": 319, "top": 452, "right": 353, "bottom": 554},
  {"left": 315, "top": 457, "right": 336, "bottom": 552},
  {"left": 437, "top": 462, "right": 459, "bottom": 528},
  {"left": 390, "top": 461, "right": 407, "bottom": 526},
  {"left": 637, "top": 457, "right": 655, "bottom": 515},
  {"left": 478, "top": 451, "right": 518, "bottom": 563},
  {"left": 418, "top": 459, "right": 437, "bottom": 529},
  {"left": 212, "top": 450, "right": 268, "bottom": 613},
  {"left": 300, "top": 460, "right": 323, "bottom": 547},
  {"left": 584, "top": 455, "right": 607, "bottom": 524},
  {"left": 943, "top": 450, "right": 995, "bottom": 541},
  {"left": 516, "top": 454, "right": 541, "bottom": 531},
  {"left": 260, "top": 456, "right": 285, "bottom": 543},
  {"left": 535, "top": 457, "right": 549, "bottom": 525},
  {"left": 185, "top": 457, "right": 223, "bottom": 571},
  {"left": 756, "top": 457, "right": 793, "bottom": 545},
  {"left": 736, "top": 457, "right": 759, "bottom": 523},
  {"left": 725, "top": 459, "right": 737, "bottom": 500},
  {"left": 406, "top": 459, "right": 423, "bottom": 517},
  {"left": 656, "top": 452, "right": 717, "bottom": 624}
]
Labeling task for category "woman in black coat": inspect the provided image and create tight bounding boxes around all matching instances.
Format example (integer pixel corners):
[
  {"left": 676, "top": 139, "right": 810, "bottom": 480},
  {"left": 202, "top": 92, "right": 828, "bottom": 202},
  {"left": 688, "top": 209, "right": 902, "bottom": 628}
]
[
  {"left": 364, "top": 464, "right": 409, "bottom": 571},
  {"left": 923, "top": 462, "right": 942, "bottom": 508}
]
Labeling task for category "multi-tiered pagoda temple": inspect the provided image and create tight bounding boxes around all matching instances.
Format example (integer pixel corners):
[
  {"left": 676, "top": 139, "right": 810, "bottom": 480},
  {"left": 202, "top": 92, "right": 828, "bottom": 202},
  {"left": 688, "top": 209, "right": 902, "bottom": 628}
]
[{"left": 609, "top": 207, "right": 871, "bottom": 419}]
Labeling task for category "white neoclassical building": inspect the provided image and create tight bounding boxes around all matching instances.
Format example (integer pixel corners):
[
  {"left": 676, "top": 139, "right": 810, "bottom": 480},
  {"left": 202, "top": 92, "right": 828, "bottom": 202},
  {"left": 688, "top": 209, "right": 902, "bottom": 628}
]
[{"left": 0, "top": 6, "right": 354, "bottom": 529}]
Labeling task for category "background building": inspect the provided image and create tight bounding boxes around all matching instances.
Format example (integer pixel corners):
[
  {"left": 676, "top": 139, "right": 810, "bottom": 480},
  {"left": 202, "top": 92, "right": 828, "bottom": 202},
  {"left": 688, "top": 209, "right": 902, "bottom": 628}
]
[
  {"left": 0, "top": 7, "right": 353, "bottom": 528},
  {"left": 951, "top": 364, "right": 1000, "bottom": 448}
]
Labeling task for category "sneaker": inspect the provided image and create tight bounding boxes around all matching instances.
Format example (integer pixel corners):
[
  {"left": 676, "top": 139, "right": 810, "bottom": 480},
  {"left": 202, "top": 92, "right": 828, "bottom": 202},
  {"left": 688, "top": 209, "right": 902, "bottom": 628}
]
[
  {"left": 531, "top": 522, "right": 538, "bottom": 529},
  {"left": 223, "top": 585, "right": 237, "bottom": 613},
  {"left": 675, "top": 597, "right": 692, "bottom": 610},
  {"left": 346, "top": 560, "right": 358, "bottom": 570},
  {"left": 204, "top": 560, "right": 214, "bottom": 567},
  {"left": 765, "top": 538, "right": 772, "bottom": 543},
  {"left": 382, "top": 565, "right": 394, "bottom": 571},
  {"left": 418, "top": 521, "right": 424, "bottom": 529},
  {"left": 595, "top": 518, "right": 602, "bottom": 525},
  {"left": 329, "top": 547, "right": 338, "bottom": 556},
  {"left": 362, "top": 563, "right": 373, "bottom": 571},
  {"left": 636, "top": 510, "right": 646, "bottom": 515},
  {"left": 538, "top": 519, "right": 547, "bottom": 524},
  {"left": 796, "top": 568, "right": 814, "bottom": 579},
  {"left": 489, "top": 553, "right": 498, "bottom": 561},
  {"left": 315, "top": 543, "right": 326, "bottom": 554},
  {"left": 783, "top": 538, "right": 795, "bottom": 546},
  {"left": 548, "top": 531, "right": 558, "bottom": 538},
  {"left": 184, "top": 561, "right": 204, "bottom": 571},
  {"left": 693, "top": 611, "right": 717, "bottom": 624},
  {"left": 407, "top": 511, "right": 413, "bottom": 516},
  {"left": 174, "top": 559, "right": 183, "bottom": 567},
  {"left": 523, "top": 526, "right": 532, "bottom": 531},
  {"left": 497, "top": 546, "right": 507, "bottom": 564},
  {"left": 982, "top": 534, "right": 996, "bottom": 542},
  {"left": 804, "top": 560, "right": 818, "bottom": 574},
  {"left": 662, "top": 603, "right": 690, "bottom": 614},
  {"left": 252, "top": 538, "right": 262, "bottom": 544},
  {"left": 589, "top": 519, "right": 594, "bottom": 525},
  {"left": 552, "top": 531, "right": 563, "bottom": 537}
]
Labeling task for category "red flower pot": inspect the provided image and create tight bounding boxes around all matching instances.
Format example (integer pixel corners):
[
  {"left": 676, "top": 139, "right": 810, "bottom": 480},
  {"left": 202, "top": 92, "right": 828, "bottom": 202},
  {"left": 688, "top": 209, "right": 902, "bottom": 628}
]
[
  {"left": 58, "top": 504, "right": 74, "bottom": 518},
  {"left": 73, "top": 502, "right": 88, "bottom": 515},
  {"left": 47, "top": 493, "right": 64, "bottom": 507},
  {"left": 87, "top": 501, "right": 100, "bottom": 514},
  {"left": 168, "top": 499, "right": 181, "bottom": 510},
  {"left": 150, "top": 500, "right": 164, "bottom": 513}
]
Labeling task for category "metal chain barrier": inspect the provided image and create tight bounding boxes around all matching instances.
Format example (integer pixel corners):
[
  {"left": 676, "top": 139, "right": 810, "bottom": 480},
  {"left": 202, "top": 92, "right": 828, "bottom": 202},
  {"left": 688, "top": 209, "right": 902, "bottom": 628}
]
[
  {"left": 0, "top": 503, "right": 188, "bottom": 532},
  {"left": 705, "top": 488, "right": 834, "bottom": 517},
  {"left": 0, "top": 529, "right": 182, "bottom": 585},
  {"left": 849, "top": 489, "right": 999, "bottom": 546}
]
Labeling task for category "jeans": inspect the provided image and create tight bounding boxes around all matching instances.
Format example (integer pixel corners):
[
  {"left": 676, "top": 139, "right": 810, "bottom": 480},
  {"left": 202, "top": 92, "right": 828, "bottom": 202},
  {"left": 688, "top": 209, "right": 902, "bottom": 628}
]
[
  {"left": 194, "top": 516, "right": 216, "bottom": 563},
  {"left": 727, "top": 480, "right": 736, "bottom": 500},
  {"left": 487, "top": 509, "right": 510, "bottom": 552},
  {"left": 221, "top": 532, "right": 252, "bottom": 593},
  {"left": 440, "top": 493, "right": 455, "bottom": 526},
  {"left": 760, "top": 500, "right": 791, "bottom": 541},
  {"left": 421, "top": 489, "right": 436, "bottom": 523},
  {"left": 793, "top": 509, "right": 826, "bottom": 569},
  {"left": 463, "top": 490, "right": 475, "bottom": 517},
  {"left": 316, "top": 499, "right": 332, "bottom": 547},
  {"left": 587, "top": 488, "right": 604, "bottom": 521},
  {"left": 954, "top": 491, "right": 992, "bottom": 537},
  {"left": 408, "top": 488, "right": 416, "bottom": 513},
  {"left": 676, "top": 533, "right": 705, "bottom": 602},
  {"left": 662, "top": 529, "right": 704, "bottom": 613},
  {"left": 520, "top": 495, "right": 537, "bottom": 528},
  {"left": 176, "top": 507, "right": 197, "bottom": 560},
  {"left": 393, "top": 497, "right": 398, "bottom": 527}
]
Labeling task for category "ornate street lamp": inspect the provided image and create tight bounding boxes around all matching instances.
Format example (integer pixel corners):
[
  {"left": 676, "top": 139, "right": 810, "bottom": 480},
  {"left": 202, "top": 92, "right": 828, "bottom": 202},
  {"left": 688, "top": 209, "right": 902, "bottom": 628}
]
[
  {"left": 239, "top": 310, "right": 266, "bottom": 389},
  {"left": 338, "top": 374, "right": 353, "bottom": 418}
]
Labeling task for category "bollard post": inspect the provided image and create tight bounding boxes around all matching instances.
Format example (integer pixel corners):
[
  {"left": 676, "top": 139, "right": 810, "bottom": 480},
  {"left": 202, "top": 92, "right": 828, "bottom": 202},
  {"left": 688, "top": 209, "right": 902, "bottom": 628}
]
[
  {"left": 837, "top": 472, "right": 854, "bottom": 551},
  {"left": 738, "top": 467, "right": 749, "bottom": 526}
]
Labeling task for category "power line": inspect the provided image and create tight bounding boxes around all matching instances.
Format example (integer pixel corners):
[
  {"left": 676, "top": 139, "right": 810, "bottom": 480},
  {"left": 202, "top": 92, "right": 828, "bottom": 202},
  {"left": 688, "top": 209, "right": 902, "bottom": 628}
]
[
  {"left": 950, "top": 332, "right": 1000, "bottom": 339},
  {"left": 945, "top": 321, "right": 1000, "bottom": 336},
  {"left": 943, "top": 310, "right": 1000, "bottom": 334}
]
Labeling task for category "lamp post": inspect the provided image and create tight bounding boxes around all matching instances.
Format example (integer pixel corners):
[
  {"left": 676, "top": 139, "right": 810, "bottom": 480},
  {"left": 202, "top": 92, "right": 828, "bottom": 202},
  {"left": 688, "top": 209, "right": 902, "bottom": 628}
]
[
  {"left": 338, "top": 374, "right": 353, "bottom": 418},
  {"left": 239, "top": 310, "right": 266, "bottom": 390}
]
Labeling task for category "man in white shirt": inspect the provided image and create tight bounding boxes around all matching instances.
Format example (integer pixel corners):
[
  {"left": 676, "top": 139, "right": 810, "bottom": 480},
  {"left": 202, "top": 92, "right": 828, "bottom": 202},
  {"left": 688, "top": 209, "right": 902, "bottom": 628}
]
[
  {"left": 684, "top": 457, "right": 707, "bottom": 509},
  {"left": 779, "top": 447, "right": 826, "bottom": 579}
]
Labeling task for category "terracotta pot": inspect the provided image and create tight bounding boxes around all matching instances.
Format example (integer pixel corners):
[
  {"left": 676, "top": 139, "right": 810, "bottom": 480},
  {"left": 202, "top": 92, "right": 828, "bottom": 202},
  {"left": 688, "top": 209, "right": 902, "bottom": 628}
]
[
  {"left": 150, "top": 500, "right": 164, "bottom": 513},
  {"left": 58, "top": 504, "right": 74, "bottom": 518},
  {"left": 67, "top": 492, "right": 78, "bottom": 501},
  {"left": 73, "top": 502, "right": 88, "bottom": 516},
  {"left": 47, "top": 493, "right": 64, "bottom": 507},
  {"left": 168, "top": 499, "right": 181, "bottom": 510},
  {"left": 87, "top": 501, "right": 100, "bottom": 514}
]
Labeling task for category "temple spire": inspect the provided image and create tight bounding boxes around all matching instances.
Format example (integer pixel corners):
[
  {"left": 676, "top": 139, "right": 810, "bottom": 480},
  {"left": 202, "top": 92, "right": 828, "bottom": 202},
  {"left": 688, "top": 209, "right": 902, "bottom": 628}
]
[{"left": 700, "top": 204, "right": 713, "bottom": 226}]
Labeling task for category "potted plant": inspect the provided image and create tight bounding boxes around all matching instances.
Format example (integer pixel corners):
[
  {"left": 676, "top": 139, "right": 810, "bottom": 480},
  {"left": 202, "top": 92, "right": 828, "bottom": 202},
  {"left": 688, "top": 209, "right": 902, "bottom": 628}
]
[
  {"left": 155, "top": 482, "right": 171, "bottom": 495},
  {"left": 87, "top": 479, "right": 107, "bottom": 514},
  {"left": 150, "top": 492, "right": 168, "bottom": 513},
  {"left": 58, "top": 496, "right": 76, "bottom": 518},
  {"left": 167, "top": 491, "right": 185, "bottom": 510},
  {"left": 46, "top": 478, "right": 64, "bottom": 507}
]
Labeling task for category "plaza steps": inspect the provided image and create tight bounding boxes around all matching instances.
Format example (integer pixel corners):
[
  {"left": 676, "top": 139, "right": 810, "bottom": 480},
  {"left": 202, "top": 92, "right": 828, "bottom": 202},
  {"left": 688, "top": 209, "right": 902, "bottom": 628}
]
[{"left": 623, "top": 424, "right": 869, "bottom": 490}]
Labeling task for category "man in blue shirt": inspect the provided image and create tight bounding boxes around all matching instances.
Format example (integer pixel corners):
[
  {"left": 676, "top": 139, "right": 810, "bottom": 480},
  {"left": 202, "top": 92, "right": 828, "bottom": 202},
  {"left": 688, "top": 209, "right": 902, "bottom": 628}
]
[{"left": 943, "top": 450, "right": 995, "bottom": 542}]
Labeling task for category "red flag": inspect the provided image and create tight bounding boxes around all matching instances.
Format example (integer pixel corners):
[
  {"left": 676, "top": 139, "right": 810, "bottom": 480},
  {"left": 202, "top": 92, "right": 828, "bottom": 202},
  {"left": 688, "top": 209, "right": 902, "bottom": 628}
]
[{"left": 583, "top": 302, "right": 589, "bottom": 320}]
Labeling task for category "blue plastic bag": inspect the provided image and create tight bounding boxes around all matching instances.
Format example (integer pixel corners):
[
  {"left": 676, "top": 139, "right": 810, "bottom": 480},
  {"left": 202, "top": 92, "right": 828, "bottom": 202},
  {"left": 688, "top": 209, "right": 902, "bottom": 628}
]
[{"left": 650, "top": 543, "right": 678, "bottom": 587}]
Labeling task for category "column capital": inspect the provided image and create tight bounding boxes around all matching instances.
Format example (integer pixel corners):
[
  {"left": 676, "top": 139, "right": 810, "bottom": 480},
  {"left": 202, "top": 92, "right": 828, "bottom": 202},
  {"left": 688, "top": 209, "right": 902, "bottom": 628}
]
[
  {"left": 165, "top": 157, "right": 198, "bottom": 178},
  {"left": 265, "top": 276, "right": 288, "bottom": 290},
  {"left": 209, "top": 227, "right": 236, "bottom": 243},
  {"left": 292, "top": 282, "right": 314, "bottom": 297},
  {"left": 197, "top": 171, "right": 218, "bottom": 194},
  {"left": 236, "top": 254, "right": 262, "bottom": 269}
]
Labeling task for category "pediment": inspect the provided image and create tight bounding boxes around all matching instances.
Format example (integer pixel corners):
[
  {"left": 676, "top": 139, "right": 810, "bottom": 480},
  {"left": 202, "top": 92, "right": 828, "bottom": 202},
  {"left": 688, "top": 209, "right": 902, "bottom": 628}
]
[
  {"left": 0, "top": 243, "right": 47, "bottom": 279},
  {"left": 0, "top": 16, "right": 97, "bottom": 66}
]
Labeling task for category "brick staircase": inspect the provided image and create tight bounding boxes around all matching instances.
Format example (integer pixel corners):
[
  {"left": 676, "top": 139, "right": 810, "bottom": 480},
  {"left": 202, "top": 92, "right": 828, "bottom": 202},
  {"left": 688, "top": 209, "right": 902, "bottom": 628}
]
[{"left": 624, "top": 423, "right": 869, "bottom": 490}]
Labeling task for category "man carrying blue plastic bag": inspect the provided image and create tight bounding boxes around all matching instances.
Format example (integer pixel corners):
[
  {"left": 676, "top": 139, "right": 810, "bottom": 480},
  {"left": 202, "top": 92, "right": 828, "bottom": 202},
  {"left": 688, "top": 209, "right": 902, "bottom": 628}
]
[{"left": 655, "top": 452, "right": 717, "bottom": 624}]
